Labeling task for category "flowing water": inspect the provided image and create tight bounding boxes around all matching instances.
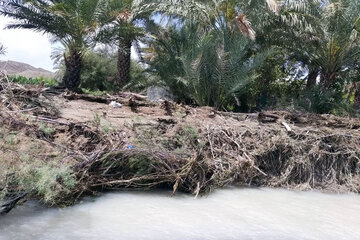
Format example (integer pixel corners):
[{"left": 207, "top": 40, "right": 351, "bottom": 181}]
[{"left": 1, "top": 188, "right": 360, "bottom": 240}]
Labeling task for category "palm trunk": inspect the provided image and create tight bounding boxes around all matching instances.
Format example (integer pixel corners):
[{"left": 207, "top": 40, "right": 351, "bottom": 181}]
[
  {"left": 320, "top": 71, "right": 337, "bottom": 89},
  {"left": 116, "top": 39, "right": 132, "bottom": 88},
  {"left": 306, "top": 69, "right": 318, "bottom": 90},
  {"left": 63, "top": 51, "right": 82, "bottom": 92}
]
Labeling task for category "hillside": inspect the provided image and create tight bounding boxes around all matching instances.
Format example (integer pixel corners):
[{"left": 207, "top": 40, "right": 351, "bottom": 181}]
[{"left": 0, "top": 60, "right": 55, "bottom": 79}]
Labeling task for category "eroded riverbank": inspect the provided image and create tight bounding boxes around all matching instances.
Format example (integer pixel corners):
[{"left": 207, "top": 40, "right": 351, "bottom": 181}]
[
  {"left": 1, "top": 82, "right": 360, "bottom": 214},
  {"left": 1, "top": 188, "right": 360, "bottom": 240}
]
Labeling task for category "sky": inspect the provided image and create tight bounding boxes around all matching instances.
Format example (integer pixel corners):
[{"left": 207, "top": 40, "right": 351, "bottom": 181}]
[
  {"left": 0, "top": 16, "right": 55, "bottom": 71},
  {"left": 0, "top": 16, "right": 140, "bottom": 73}
]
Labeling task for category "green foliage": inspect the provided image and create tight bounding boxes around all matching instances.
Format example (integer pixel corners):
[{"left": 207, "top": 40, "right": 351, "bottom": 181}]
[
  {"left": 1, "top": 0, "right": 113, "bottom": 90},
  {"left": 56, "top": 49, "right": 149, "bottom": 93},
  {"left": 39, "top": 123, "right": 55, "bottom": 138},
  {"left": 2, "top": 0, "right": 360, "bottom": 115},
  {"left": 79, "top": 50, "right": 117, "bottom": 91},
  {"left": 8, "top": 75, "right": 58, "bottom": 87},
  {"left": 0, "top": 127, "right": 76, "bottom": 206},
  {"left": 101, "top": 124, "right": 113, "bottom": 134},
  {"left": 17, "top": 159, "right": 76, "bottom": 205},
  {"left": 180, "top": 125, "right": 199, "bottom": 147},
  {"left": 93, "top": 113, "right": 101, "bottom": 127},
  {"left": 128, "top": 155, "right": 153, "bottom": 175},
  {"left": 296, "top": 84, "right": 354, "bottom": 116},
  {"left": 4, "top": 133, "right": 19, "bottom": 146},
  {"left": 124, "top": 62, "right": 149, "bottom": 92},
  {"left": 146, "top": 21, "right": 268, "bottom": 109},
  {"left": 82, "top": 89, "right": 108, "bottom": 96}
]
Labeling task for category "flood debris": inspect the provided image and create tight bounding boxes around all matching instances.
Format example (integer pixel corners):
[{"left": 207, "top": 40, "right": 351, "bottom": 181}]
[
  {"left": 0, "top": 193, "right": 27, "bottom": 215},
  {"left": 1, "top": 76, "right": 360, "bottom": 214}
]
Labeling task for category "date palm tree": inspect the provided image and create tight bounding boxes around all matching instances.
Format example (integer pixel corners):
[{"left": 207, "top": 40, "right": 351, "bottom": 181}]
[
  {"left": 271, "top": 0, "right": 360, "bottom": 89},
  {"left": 1, "top": 0, "right": 106, "bottom": 91},
  {"left": 96, "top": 0, "right": 142, "bottom": 87},
  {"left": 97, "top": 0, "right": 159, "bottom": 88},
  {"left": 136, "top": 0, "right": 280, "bottom": 35},
  {"left": 140, "top": 0, "right": 278, "bottom": 109}
]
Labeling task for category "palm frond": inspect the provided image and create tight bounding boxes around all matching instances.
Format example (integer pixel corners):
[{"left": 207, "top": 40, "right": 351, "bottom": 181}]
[
  {"left": 232, "top": 14, "right": 256, "bottom": 40},
  {"left": 132, "top": 0, "right": 211, "bottom": 24},
  {"left": 0, "top": 44, "right": 5, "bottom": 55},
  {"left": 266, "top": 0, "right": 280, "bottom": 13}
]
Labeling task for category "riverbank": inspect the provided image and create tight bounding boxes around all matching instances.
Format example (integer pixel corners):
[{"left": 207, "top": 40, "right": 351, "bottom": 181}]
[{"left": 1, "top": 80, "right": 360, "bottom": 214}]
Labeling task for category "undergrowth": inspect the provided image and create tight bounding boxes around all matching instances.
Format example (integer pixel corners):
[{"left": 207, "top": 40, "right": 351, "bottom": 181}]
[
  {"left": 8, "top": 75, "right": 58, "bottom": 87},
  {"left": 0, "top": 127, "right": 76, "bottom": 206}
]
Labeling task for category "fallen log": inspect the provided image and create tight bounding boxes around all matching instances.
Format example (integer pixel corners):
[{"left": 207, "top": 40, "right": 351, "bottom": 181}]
[{"left": 0, "top": 193, "right": 28, "bottom": 215}]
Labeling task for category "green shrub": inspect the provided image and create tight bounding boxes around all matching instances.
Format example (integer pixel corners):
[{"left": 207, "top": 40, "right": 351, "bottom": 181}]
[
  {"left": 17, "top": 159, "right": 76, "bottom": 205},
  {"left": 39, "top": 123, "right": 55, "bottom": 138},
  {"left": 123, "top": 62, "right": 149, "bottom": 93},
  {"left": 296, "top": 85, "right": 354, "bottom": 116},
  {"left": 8, "top": 75, "right": 58, "bottom": 87},
  {"left": 79, "top": 50, "right": 117, "bottom": 91}
]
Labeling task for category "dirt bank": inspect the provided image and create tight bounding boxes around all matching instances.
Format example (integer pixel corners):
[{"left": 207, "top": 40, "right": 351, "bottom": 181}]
[{"left": 1, "top": 79, "right": 360, "bottom": 214}]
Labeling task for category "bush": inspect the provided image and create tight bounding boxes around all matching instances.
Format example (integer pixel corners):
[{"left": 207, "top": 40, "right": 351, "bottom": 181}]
[
  {"left": 296, "top": 85, "right": 354, "bottom": 116},
  {"left": 124, "top": 62, "right": 149, "bottom": 93},
  {"left": 17, "top": 159, "right": 76, "bottom": 205},
  {"left": 0, "top": 127, "right": 77, "bottom": 206},
  {"left": 79, "top": 51, "right": 117, "bottom": 92}
]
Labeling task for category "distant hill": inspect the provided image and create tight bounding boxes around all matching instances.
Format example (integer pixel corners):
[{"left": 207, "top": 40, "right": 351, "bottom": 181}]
[{"left": 0, "top": 60, "right": 55, "bottom": 79}]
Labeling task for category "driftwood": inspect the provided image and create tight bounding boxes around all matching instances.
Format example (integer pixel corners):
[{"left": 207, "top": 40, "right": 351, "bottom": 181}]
[
  {"left": 0, "top": 193, "right": 28, "bottom": 215},
  {"left": 63, "top": 93, "right": 118, "bottom": 104},
  {"left": 257, "top": 112, "right": 279, "bottom": 123}
]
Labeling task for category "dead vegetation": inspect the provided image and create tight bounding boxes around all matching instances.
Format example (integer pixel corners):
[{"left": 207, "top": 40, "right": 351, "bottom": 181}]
[{"left": 1, "top": 75, "right": 360, "bottom": 214}]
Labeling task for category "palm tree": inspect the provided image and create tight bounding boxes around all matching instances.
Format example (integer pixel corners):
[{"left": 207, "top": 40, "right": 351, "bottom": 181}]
[
  {"left": 271, "top": 0, "right": 360, "bottom": 89},
  {"left": 142, "top": 0, "right": 275, "bottom": 109},
  {"left": 1, "top": 0, "right": 105, "bottom": 91},
  {"left": 137, "top": 0, "right": 279, "bottom": 34},
  {"left": 96, "top": 0, "right": 166, "bottom": 88},
  {"left": 96, "top": 0, "right": 143, "bottom": 87}
]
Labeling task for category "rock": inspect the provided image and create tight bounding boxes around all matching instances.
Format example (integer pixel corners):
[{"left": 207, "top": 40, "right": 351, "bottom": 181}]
[
  {"left": 109, "top": 101, "right": 122, "bottom": 108},
  {"left": 147, "top": 86, "right": 173, "bottom": 102}
]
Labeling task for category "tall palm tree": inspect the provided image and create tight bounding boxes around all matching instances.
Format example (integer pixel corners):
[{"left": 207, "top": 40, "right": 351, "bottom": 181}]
[
  {"left": 1, "top": 0, "right": 105, "bottom": 91},
  {"left": 97, "top": 0, "right": 166, "bottom": 88},
  {"left": 96, "top": 0, "right": 144, "bottom": 87}
]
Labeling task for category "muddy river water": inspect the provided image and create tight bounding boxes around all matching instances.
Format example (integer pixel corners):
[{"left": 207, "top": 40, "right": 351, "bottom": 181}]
[{"left": 0, "top": 188, "right": 359, "bottom": 240}]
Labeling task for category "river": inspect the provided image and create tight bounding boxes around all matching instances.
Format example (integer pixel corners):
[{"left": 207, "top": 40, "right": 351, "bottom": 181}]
[{"left": 0, "top": 188, "right": 359, "bottom": 240}]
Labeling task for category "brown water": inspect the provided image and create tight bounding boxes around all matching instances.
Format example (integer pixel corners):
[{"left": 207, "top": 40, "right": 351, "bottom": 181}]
[{"left": 0, "top": 188, "right": 359, "bottom": 240}]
